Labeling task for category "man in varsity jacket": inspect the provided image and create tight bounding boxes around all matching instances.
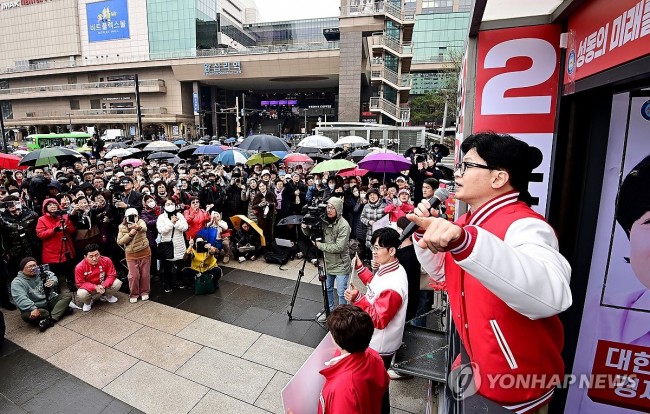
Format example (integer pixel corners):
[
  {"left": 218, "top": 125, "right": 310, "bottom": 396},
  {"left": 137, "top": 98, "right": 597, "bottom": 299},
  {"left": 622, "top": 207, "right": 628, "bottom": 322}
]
[{"left": 408, "top": 133, "right": 572, "bottom": 414}]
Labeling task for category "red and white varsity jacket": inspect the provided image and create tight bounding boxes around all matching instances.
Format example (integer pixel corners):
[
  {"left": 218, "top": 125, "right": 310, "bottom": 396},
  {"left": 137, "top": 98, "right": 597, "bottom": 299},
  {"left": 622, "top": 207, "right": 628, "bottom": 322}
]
[
  {"left": 414, "top": 191, "right": 572, "bottom": 412},
  {"left": 353, "top": 259, "right": 409, "bottom": 355}
]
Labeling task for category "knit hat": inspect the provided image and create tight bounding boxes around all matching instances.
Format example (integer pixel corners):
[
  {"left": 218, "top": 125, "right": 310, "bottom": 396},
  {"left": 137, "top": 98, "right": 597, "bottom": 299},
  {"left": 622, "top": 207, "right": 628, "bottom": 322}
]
[{"left": 20, "top": 257, "right": 37, "bottom": 272}]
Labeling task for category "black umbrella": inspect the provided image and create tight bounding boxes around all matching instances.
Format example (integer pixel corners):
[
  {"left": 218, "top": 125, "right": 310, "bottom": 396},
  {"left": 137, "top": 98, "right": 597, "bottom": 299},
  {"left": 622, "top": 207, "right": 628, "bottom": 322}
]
[
  {"left": 277, "top": 215, "right": 304, "bottom": 226},
  {"left": 147, "top": 151, "right": 178, "bottom": 160},
  {"left": 132, "top": 141, "right": 150, "bottom": 149},
  {"left": 431, "top": 143, "right": 450, "bottom": 158},
  {"left": 435, "top": 165, "right": 454, "bottom": 181},
  {"left": 238, "top": 134, "right": 291, "bottom": 152},
  {"left": 347, "top": 149, "right": 372, "bottom": 162},
  {"left": 404, "top": 146, "right": 425, "bottom": 157},
  {"left": 107, "top": 142, "right": 128, "bottom": 150},
  {"left": 310, "top": 153, "right": 332, "bottom": 162},
  {"left": 178, "top": 145, "right": 200, "bottom": 158},
  {"left": 296, "top": 146, "right": 322, "bottom": 155}
]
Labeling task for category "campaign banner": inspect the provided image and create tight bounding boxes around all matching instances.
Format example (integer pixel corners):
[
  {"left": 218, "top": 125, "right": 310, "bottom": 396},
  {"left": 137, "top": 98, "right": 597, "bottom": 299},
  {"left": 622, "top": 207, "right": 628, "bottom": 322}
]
[
  {"left": 87, "top": 0, "right": 130, "bottom": 43},
  {"left": 565, "top": 0, "right": 650, "bottom": 84},
  {"left": 473, "top": 24, "right": 561, "bottom": 216},
  {"left": 565, "top": 93, "right": 650, "bottom": 413}
]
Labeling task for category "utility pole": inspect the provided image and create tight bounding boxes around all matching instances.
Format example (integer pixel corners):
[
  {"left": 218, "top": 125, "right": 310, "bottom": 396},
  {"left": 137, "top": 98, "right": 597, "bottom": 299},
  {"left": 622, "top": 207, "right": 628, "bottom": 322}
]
[
  {"left": 440, "top": 99, "right": 448, "bottom": 144},
  {"left": 235, "top": 96, "right": 240, "bottom": 137},
  {"left": 134, "top": 74, "right": 143, "bottom": 141},
  {"left": 0, "top": 103, "right": 7, "bottom": 153},
  {"left": 68, "top": 112, "right": 73, "bottom": 133},
  {"left": 241, "top": 92, "right": 246, "bottom": 137},
  {"left": 303, "top": 109, "right": 307, "bottom": 134}
]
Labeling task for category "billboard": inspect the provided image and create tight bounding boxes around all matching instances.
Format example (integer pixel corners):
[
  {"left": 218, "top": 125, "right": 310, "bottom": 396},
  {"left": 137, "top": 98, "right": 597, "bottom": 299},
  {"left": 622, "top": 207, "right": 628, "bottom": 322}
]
[{"left": 87, "top": 0, "right": 130, "bottom": 43}]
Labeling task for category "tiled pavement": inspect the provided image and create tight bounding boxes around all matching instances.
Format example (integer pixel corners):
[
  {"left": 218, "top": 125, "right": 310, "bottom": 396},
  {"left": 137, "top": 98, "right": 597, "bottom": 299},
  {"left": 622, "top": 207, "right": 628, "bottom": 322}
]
[{"left": 0, "top": 259, "right": 431, "bottom": 414}]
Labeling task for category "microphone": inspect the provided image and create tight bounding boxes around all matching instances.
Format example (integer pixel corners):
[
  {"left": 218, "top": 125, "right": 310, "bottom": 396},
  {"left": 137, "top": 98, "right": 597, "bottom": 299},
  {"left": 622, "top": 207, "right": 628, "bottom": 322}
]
[{"left": 399, "top": 188, "right": 450, "bottom": 242}]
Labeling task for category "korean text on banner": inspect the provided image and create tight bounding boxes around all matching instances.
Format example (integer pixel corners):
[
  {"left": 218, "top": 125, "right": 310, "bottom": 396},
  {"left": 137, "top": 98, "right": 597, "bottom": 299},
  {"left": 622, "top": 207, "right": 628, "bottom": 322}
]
[{"left": 86, "top": 0, "right": 130, "bottom": 43}]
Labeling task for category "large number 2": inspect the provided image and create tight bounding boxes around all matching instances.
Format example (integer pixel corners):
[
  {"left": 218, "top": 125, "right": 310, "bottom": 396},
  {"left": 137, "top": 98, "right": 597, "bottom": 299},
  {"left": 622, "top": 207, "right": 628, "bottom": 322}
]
[{"left": 481, "top": 38, "right": 556, "bottom": 115}]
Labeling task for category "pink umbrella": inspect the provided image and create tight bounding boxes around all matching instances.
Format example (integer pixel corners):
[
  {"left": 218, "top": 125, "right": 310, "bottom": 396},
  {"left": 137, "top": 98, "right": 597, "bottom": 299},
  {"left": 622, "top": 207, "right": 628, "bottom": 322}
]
[
  {"left": 284, "top": 153, "right": 314, "bottom": 168},
  {"left": 339, "top": 167, "right": 369, "bottom": 177},
  {"left": 120, "top": 158, "right": 144, "bottom": 167}
]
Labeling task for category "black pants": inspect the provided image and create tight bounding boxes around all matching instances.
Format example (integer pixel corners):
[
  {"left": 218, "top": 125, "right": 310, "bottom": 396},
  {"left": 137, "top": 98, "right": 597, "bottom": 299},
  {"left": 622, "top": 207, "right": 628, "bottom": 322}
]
[
  {"left": 47, "top": 261, "right": 76, "bottom": 292},
  {"left": 161, "top": 259, "right": 183, "bottom": 287},
  {"left": 381, "top": 353, "right": 394, "bottom": 414},
  {"left": 0, "top": 262, "right": 12, "bottom": 308}
]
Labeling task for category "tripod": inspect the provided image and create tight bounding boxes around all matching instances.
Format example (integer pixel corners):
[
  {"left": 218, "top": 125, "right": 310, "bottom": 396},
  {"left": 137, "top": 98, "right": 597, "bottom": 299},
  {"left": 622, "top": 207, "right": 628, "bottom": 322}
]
[{"left": 286, "top": 251, "right": 330, "bottom": 327}]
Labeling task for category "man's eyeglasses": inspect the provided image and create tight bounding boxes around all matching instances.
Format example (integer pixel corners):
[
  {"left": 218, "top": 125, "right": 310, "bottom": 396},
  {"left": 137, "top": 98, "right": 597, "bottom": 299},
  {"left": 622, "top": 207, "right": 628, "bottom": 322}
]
[
  {"left": 371, "top": 245, "right": 387, "bottom": 253},
  {"left": 455, "top": 161, "right": 493, "bottom": 176}
]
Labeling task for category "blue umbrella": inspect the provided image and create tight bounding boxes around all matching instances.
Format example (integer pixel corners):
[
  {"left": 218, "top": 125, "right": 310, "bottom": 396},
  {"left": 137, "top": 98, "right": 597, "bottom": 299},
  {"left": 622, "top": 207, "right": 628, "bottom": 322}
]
[
  {"left": 224, "top": 137, "right": 237, "bottom": 144},
  {"left": 174, "top": 139, "right": 187, "bottom": 145},
  {"left": 216, "top": 149, "right": 249, "bottom": 166},
  {"left": 194, "top": 145, "right": 225, "bottom": 155},
  {"left": 271, "top": 151, "right": 288, "bottom": 159}
]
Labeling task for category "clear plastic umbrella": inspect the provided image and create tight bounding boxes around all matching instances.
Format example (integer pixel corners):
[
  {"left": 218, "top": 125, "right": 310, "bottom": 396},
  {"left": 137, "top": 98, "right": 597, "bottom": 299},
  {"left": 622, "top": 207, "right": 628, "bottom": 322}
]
[{"left": 297, "top": 135, "right": 336, "bottom": 149}]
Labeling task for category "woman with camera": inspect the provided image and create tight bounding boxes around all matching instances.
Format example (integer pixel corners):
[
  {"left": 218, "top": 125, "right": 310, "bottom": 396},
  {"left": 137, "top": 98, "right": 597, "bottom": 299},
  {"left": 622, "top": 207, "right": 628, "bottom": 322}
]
[
  {"left": 181, "top": 235, "right": 222, "bottom": 291},
  {"left": 156, "top": 198, "right": 188, "bottom": 292},
  {"left": 183, "top": 197, "right": 210, "bottom": 241},
  {"left": 117, "top": 208, "right": 151, "bottom": 303},
  {"left": 241, "top": 178, "right": 259, "bottom": 223},
  {"left": 36, "top": 198, "right": 76, "bottom": 292},
  {"left": 69, "top": 196, "right": 103, "bottom": 261},
  {"left": 252, "top": 181, "right": 277, "bottom": 245}
]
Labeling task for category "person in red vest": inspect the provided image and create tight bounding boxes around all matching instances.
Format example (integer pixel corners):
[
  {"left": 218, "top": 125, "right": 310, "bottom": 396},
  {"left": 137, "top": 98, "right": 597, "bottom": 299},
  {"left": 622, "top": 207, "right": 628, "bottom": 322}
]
[{"left": 408, "top": 133, "right": 572, "bottom": 414}]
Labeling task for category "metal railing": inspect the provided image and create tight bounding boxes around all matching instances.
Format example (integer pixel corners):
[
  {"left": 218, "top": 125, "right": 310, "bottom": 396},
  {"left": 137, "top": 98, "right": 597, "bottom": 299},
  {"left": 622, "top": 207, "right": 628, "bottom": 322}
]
[
  {"left": 369, "top": 97, "right": 410, "bottom": 122},
  {"left": 0, "top": 41, "right": 340, "bottom": 75},
  {"left": 0, "top": 79, "right": 164, "bottom": 96},
  {"left": 340, "top": 1, "right": 415, "bottom": 22},
  {"left": 371, "top": 34, "right": 412, "bottom": 56},
  {"left": 22, "top": 107, "right": 168, "bottom": 118},
  {"left": 370, "top": 66, "right": 412, "bottom": 88}
]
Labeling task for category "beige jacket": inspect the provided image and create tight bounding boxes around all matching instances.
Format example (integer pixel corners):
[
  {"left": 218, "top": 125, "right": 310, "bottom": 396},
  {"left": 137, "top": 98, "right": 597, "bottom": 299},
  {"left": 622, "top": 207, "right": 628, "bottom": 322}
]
[{"left": 117, "top": 219, "right": 150, "bottom": 254}]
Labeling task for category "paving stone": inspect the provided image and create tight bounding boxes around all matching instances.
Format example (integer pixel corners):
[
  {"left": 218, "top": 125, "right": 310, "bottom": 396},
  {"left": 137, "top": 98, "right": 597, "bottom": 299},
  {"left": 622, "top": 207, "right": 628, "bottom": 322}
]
[
  {"left": 0, "top": 349, "right": 66, "bottom": 405},
  {"left": 0, "top": 393, "right": 29, "bottom": 414},
  {"left": 189, "top": 390, "right": 267, "bottom": 414},
  {"left": 231, "top": 306, "right": 274, "bottom": 331},
  {"left": 243, "top": 334, "right": 313, "bottom": 375},
  {"left": 64, "top": 309, "right": 143, "bottom": 347},
  {"left": 122, "top": 301, "right": 199, "bottom": 335},
  {"left": 176, "top": 347, "right": 275, "bottom": 404},
  {"left": 99, "top": 292, "right": 149, "bottom": 317},
  {"left": 6, "top": 324, "right": 84, "bottom": 359},
  {"left": 21, "top": 375, "right": 114, "bottom": 414},
  {"left": 389, "top": 375, "right": 430, "bottom": 414},
  {"left": 177, "top": 316, "right": 260, "bottom": 357},
  {"left": 103, "top": 361, "right": 209, "bottom": 414},
  {"left": 254, "top": 370, "right": 292, "bottom": 414}
]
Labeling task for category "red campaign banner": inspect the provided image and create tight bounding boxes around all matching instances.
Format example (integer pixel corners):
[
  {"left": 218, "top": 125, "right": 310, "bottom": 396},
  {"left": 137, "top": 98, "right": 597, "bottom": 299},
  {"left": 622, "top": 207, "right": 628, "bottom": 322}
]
[
  {"left": 474, "top": 25, "right": 561, "bottom": 134},
  {"left": 565, "top": 0, "right": 650, "bottom": 84},
  {"left": 589, "top": 340, "right": 650, "bottom": 412}
]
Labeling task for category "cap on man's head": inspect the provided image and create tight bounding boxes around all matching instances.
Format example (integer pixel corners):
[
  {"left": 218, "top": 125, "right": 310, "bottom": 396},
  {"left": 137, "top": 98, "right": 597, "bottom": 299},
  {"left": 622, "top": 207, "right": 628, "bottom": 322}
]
[{"left": 120, "top": 177, "right": 133, "bottom": 185}]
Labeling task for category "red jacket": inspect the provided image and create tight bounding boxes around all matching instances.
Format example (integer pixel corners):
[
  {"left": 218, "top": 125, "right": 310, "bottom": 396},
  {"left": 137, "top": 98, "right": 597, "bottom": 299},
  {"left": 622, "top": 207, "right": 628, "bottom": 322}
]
[
  {"left": 184, "top": 208, "right": 210, "bottom": 240},
  {"left": 318, "top": 349, "right": 389, "bottom": 414},
  {"left": 35, "top": 198, "right": 76, "bottom": 264},
  {"left": 75, "top": 256, "right": 118, "bottom": 294},
  {"left": 384, "top": 202, "right": 414, "bottom": 222}
]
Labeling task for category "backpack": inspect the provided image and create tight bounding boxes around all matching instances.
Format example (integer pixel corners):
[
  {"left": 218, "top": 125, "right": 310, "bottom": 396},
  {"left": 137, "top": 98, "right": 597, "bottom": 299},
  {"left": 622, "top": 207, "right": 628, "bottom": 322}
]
[{"left": 265, "top": 245, "right": 290, "bottom": 267}]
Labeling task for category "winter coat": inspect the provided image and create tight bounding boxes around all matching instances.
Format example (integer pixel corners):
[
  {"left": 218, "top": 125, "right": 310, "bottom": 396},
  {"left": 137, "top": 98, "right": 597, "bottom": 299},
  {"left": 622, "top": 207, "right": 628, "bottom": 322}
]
[
  {"left": 1, "top": 208, "right": 38, "bottom": 257},
  {"left": 156, "top": 212, "right": 188, "bottom": 261},
  {"left": 183, "top": 208, "right": 210, "bottom": 240},
  {"left": 35, "top": 198, "right": 76, "bottom": 264},
  {"left": 241, "top": 188, "right": 259, "bottom": 223},
  {"left": 303, "top": 197, "right": 351, "bottom": 275},
  {"left": 285, "top": 181, "right": 307, "bottom": 214},
  {"left": 117, "top": 219, "right": 150, "bottom": 255},
  {"left": 140, "top": 207, "right": 160, "bottom": 246},
  {"left": 223, "top": 184, "right": 244, "bottom": 216},
  {"left": 360, "top": 199, "right": 387, "bottom": 249},
  {"left": 384, "top": 202, "right": 414, "bottom": 223},
  {"left": 10, "top": 271, "right": 60, "bottom": 312},
  {"left": 344, "top": 193, "right": 364, "bottom": 242}
]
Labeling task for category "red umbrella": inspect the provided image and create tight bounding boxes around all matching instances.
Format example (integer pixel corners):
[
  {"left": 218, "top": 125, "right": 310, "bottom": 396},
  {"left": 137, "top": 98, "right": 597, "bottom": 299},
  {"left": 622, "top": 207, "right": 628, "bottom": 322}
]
[
  {"left": 0, "top": 153, "right": 28, "bottom": 170},
  {"left": 284, "top": 153, "right": 314, "bottom": 167},
  {"left": 339, "top": 167, "right": 369, "bottom": 177}
]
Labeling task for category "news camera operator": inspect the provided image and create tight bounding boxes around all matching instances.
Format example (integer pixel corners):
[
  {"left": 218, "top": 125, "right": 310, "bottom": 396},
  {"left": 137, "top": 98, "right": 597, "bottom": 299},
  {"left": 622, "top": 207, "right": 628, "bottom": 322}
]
[
  {"left": 1, "top": 196, "right": 39, "bottom": 285},
  {"left": 408, "top": 133, "right": 572, "bottom": 413},
  {"left": 301, "top": 197, "right": 351, "bottom": 323},
  {"left": 36, "top": 198, "right": 76, "bottom": 292}
]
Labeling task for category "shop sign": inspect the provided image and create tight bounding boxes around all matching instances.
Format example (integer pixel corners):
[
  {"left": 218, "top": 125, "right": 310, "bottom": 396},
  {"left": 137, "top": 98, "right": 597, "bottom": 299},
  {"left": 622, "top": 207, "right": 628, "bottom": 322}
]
[
  {"left": 86, "top": 0, "right": 130, "bottom": 43},
  {"left": 204, "top": 62, "right": 241, "bottom": 75},
  {"left": 1, "top": 0, "right": 56, "bottom": 11},
  {"left": 473, "top": 24, "right": 561, "bottom": 216},
  {"left": 565, "top": 0, "right": 650, "bottom": 84}
]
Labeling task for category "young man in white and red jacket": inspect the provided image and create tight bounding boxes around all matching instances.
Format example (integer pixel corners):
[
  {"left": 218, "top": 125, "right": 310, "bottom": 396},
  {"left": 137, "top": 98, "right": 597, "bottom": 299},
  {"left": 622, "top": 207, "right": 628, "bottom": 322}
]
[
  {"left": 345, "top": 227, "right": 408, "bottom": 414},
  {"left": 408, "top": 133, "right": 572, "bottom": 414}
]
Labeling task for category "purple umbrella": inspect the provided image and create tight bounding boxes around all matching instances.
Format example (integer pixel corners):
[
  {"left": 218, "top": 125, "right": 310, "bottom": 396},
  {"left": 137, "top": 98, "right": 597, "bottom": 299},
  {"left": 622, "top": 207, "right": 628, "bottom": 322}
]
[{"left": 358, "top": 152, "right": 412, "bottom": 173}]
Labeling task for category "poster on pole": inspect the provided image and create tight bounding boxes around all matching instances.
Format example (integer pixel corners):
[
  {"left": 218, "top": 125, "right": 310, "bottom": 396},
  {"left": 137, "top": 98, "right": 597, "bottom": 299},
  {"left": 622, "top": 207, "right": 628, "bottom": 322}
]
[{"left": 565, "top": 93, "right": 650, "bottom": 413}]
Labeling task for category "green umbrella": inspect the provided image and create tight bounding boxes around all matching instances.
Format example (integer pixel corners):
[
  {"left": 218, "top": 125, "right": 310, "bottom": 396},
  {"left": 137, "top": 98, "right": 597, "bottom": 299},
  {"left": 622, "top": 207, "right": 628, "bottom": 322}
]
[
  {"left": 18, "top": 147, "right": 83, "bottom": 167},
  {"left": 310, "top": 159, "right": 356, "bottom": 174},
  {"left": 245, "top": 152, "right": 281, "bottom": 166}
]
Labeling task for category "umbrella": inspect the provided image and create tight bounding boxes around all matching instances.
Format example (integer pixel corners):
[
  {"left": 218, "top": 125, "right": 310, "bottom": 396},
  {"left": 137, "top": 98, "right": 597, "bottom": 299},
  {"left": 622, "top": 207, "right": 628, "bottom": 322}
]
[
  {"left": 238, "top": 134, "right": 291, "bottom": 152},
  {"left": 230, "top": 215, "right": 266, "bottom": 246},
  {"left": 166, "top": 156, "right": 182, "bottom": 165},
  {"left": 173, "top": 139, "right": 187, "bottom": 145},
  {"left": 120, "top": 159, "right": 144, "bottom": 167},
  {"left": 358, "top": 153, "right": 411, "bottom": 173},
  {"left": 431, "top": 143, "right": 451, "bottom": 158},
  {"left": 404, "top": 146, "right": 425, "bottom": 157},
  {"left": 224, "top": 137, "right": 237, "bottom": 144},
  {"left": 338, "top": 167, "right": 369, "bottom": 177},
  {"left": 369, "top": 147, "right": 397, "bottom": 155},
  {"left": 310, "top": 159, "right": 356, "bottom": 174},
  {"left": 347, "top": 149, "right": 372, "bottom": 162},
  {"left": 0, "top": 153, "right": 27, "bottom": 170},
  {"left": 12, "top": 150, "right": 29, "bottom": 157},
  {"left": 435, "top": 165, "right": 454, "bottom": 181},
  {"left": 277, "top": 215, "right": 304, "bottom": 226},
  {"left": 271, "top": 151, "right": 288, "bottom": 159},
  {"left": 283, "top": 154, "right": 314, "bottom": 168},
  {"left": 18, "top": 147, "right": 83, "bottom": 167},
  {"left": 106, "top": 142, "right": 127, "bottom": 150},
  {"left": 297, "top": 135, "right": 336, "bottom": 149},
  {"left": 193, "top": 145, "right": 225, "bottom": 156},
  {"left": 132, "top": 141, "right": 150, "bottom": 149},
  {"left": 296, "top": 146, "right": 322, "bottom": 155},
  {"left": 104, "top": 148, "right": 132, "bottom": 159},
  {"left": 310, "top": 153, "right": 331, "bottom": 162},
  {"left": 143, "top": 141, "right": 179, "bottom": 152},
  {"left": 147, "top": 151, "right": 178, "bottom": 160},
  {"left": 246, "top": 152, "right": 280, "bottom": 166},
  {"left": 217, "top": 149, "right": 248, "bottom": 166},
  {"left": 336, "top": 136, "right": 369, "bottom": 147},
  {"left": 178, "top": 145, "right": 200, "bottom": 158}
]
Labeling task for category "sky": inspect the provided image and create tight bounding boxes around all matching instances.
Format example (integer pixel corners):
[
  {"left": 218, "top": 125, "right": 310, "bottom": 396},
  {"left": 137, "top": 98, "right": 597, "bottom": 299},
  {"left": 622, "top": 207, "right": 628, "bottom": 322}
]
[{"left": 253, "top": 0, "right": 340, "bottom": 22}]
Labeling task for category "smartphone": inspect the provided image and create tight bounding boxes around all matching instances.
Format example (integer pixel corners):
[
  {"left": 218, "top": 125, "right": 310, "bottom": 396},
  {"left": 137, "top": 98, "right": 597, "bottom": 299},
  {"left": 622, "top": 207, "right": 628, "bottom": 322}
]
[{"left": 127, "top": 215, "right": 137, "bottom": 224}]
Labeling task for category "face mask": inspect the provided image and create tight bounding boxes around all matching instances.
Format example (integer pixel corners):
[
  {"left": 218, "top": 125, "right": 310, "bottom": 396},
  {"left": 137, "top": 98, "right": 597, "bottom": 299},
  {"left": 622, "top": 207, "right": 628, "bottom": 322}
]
[
  {"left": 328, "top": 184, "right": 335, "bottom": 190},
  {"left": 353, "top": 191, "right": 360, "bottom": 197},
  {"left": 164, "top": 205, "right": 176, "bottom": 213},
  {"left": 147, "top": 201, "right": 156, "bottom": 209},
  {"left": 315, "top": 180, "right": 321, "bottom": 185}
]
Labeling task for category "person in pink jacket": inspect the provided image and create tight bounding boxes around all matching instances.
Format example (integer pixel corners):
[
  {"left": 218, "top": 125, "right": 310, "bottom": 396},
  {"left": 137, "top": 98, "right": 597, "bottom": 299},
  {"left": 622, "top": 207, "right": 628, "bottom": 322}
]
[{"left": 35, "top": 198, "right": 76, "bottom": 290}]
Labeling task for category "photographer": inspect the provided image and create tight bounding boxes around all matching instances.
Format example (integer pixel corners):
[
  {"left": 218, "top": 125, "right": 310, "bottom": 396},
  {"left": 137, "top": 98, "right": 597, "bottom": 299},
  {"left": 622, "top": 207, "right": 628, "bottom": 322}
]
[
  {"left": 117, "top": 208, "right": 151, "bottom": 303},
  {"left": 36, "top": 198, "right": 76, "bottom": 291},
  {"left": 11, "top": 257, "right": 73, "bottom": 332},
  {"left": 252, "top": 181, "right": 277, "bottom": 243},
  {"left": 156, "top": 198, "right": 189, "bottom": 292},
  {"left": 1, "top": 196, "right": 38, "bottom": 282},
  {"left": 241, "top": 178, "right": 259, "bottom": 223},
  {"left": 184, "top": 197, "right": 210, "bottom": 241},
  {"left": 223, "top": 172, "right": 245, "bottom": 226},
  {"left": 113, "top": 177, "right": 143, "bottom": 212},
  {"left": 302, "top": 197, "right": 351, "bottom": 323},
  {"left": 69, "top": 196, "right": 103, "bottom": 260},
  {"left": 285, "top": 172, "right": 307, "bottom": 216},
  {"left": 182, "top": 235, "right": 222, "bottom": 290}
]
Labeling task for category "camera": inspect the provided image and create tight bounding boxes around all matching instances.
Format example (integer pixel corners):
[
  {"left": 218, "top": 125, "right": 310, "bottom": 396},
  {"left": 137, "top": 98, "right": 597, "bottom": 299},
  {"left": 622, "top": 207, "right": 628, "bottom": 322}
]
[
  {"left": 51, "top": 209, "right": 67, "bottom": 218},
  {"left": 126, "top": 214, "right": 137, "bottom": 224},
  {"left": 301, "top": 197, "right": 327, "bottom": 241}
]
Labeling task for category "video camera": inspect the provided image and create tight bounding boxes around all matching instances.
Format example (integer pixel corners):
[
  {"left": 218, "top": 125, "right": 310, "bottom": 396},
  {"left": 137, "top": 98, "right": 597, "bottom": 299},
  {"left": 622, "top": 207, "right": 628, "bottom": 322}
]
[
  {"left": 301, "top": 196, "right": 327, "bottom": 241},
  {"left": 50, "top": 209, "right": 67, "bottom": 218}
]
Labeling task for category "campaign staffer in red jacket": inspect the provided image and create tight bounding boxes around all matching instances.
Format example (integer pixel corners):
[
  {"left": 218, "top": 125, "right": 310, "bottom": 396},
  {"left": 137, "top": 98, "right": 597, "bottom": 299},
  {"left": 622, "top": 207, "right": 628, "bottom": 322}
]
[
  {"left": 408, "top": 133, "right": 572, "bottom": 414},
  {"left": 75, "top": 244, "right": 122, "bottom": 312},
  {"left": 318, "top": 305, "right": 389, "bottom": 414},
  {"left": 36, "top": 198, "right": 76, "bottom": 289}
]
